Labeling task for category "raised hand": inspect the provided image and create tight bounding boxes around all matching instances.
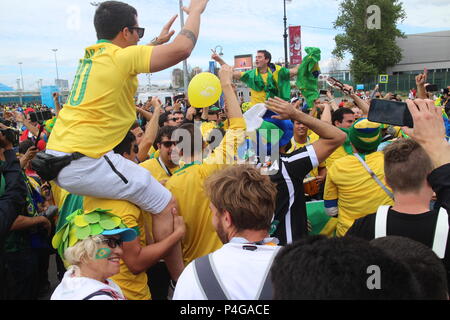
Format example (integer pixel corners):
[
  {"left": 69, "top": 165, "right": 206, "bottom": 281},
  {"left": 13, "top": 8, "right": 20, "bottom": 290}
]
[
  {"left": 156, "top": 15, "right": 178, "bottom": 45},
  {"left": 182, "top": 0, "right": 209, "bottom": 15},
  {"left": 265, "top": 97, "right": 299, "bottom": 120},
  {"left": 218, "top": 64, "right": 233, "bottom": 87}
]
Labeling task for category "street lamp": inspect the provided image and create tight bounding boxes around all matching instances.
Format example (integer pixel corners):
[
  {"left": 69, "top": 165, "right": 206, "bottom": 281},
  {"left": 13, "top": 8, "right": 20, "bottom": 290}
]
[
  {"left": 283, "top": 0, "right": 293, "bottom": 68},
  {"left": 18, "top": 63, "right": 24, "bottom": 105},
  {"left": 52, "top": 49, "right": 60, "bottom": 86},
  {"left": 18, "top": 62, "right": 24, "bottom": 91},
  {"left": 214, "top": 45, "right": 224, "bottom": 56}
]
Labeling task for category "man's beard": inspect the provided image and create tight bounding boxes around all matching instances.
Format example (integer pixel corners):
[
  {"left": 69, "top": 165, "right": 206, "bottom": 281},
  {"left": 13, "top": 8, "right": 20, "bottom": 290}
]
[{"left": 215, "top": 219, "right": 229, "bottom": 245}]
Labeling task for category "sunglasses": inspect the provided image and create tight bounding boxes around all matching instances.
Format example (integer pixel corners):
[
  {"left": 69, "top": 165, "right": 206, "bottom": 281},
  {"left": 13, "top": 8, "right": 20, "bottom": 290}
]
[
  {"left": 133, "top": 144, "right": 139, "bottom": 154},
  {"left": 103, "top": 237, "right": 123, "bottom": 249},
  {"left": 127, "top": 26, "right": 145, "bottom": 39},
  {"left": 169, "top": 116, "right": 184, "bottom": 122},
  {"left": 161, "top": 141, "right": 176, "bottom": 148}
]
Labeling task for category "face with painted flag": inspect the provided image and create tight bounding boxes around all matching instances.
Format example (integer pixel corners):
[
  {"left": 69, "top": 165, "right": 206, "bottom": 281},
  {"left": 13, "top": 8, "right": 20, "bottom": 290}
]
[{"left": 84, "top": 235, "right": 124, "bottom": 281}]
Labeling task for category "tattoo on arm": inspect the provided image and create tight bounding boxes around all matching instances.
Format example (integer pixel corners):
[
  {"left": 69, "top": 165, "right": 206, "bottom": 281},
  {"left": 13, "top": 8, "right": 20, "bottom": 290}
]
[{"left": 179, "top": 29, "right": 197, "bottom": 46}]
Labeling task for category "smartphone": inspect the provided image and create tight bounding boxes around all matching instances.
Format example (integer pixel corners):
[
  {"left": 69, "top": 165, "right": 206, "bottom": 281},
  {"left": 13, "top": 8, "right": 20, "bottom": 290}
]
[
  {"left": 368, "top": 99, "right": 413, "bottom": 128},
  {"left": 319, "top": 90, "right": 328, "bottom": 95},
  {"left": 29, "top": 111, "right": 53, "bottom": 122},
  {"left": 425, "top": 84, "right": 438, "bottom": 92}
]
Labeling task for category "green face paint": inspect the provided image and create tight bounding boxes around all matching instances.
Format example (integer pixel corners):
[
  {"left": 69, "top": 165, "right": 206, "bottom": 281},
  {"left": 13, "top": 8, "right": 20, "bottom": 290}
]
[{"left": 95, "top": 248, "right": 112, "bottom": 260}]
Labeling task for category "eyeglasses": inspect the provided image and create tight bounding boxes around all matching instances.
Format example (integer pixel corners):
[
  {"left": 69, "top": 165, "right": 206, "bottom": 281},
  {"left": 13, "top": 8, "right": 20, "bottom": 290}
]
[
  {"left": 127, "top": 26, "right": 145, "bottom": 39},
  {"left": 103, "top": 237, "right": 123, "bottom": 249},
  {"left": 133, "top": 144, "right": 139, "bottom": 154},
  {"left": 161, "top": 141, "right": 176, "bottom": 148}
]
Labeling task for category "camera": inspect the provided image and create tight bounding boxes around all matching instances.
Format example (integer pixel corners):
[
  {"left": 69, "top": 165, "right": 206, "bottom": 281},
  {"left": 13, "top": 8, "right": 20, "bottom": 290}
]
[
  {"left": 0, "top": 119, "right": 20, "bottom": 147},
  {"left": 29, "top": 111, "right": 53, "bottom": 123}
]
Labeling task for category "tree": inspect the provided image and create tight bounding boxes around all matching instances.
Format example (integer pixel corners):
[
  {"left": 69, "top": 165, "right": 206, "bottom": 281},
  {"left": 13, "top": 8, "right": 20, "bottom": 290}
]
[{"left": 332, "top": 0, "right": 406, "bottom": 83}]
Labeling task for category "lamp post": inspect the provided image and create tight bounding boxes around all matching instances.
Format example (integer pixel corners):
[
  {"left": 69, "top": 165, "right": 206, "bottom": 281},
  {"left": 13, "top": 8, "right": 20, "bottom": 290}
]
[
  {"left": 214, "top": 45, "right": 223, "bottom": 56},
  {"left": 18, "top": 62, "right": 24, "bottom": 105},
  {"left": 179, "top": 0, "right": 189, "bottom": 94},
  {"left": 52, "top": 49, "right": 60, "bottom": 86},
  {"left": 283, "top": 0, "right": 292, "bottom": 68}
]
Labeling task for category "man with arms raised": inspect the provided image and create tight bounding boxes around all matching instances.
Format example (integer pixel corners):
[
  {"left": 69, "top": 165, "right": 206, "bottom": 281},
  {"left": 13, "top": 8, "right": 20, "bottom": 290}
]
[
  {"left": 212, "top": 50, "right": 299, "bottom": 106},
  {"left": 40, "top": 0, "right": 209, "bottom": 287}
]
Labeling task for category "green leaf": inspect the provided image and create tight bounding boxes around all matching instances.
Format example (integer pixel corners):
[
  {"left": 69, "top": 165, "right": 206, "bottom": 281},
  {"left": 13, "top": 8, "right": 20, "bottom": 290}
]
[
  {"left": 76, "top": 225, "right": 91, "bottom": 240},
  {"left": 52, "top": 228, "right": 65, "bottom": 249},
  {"left": 69, "top": 227, "right": 78, "bottom": 247},
  {"left": 99, "top": 219, "right": 117, "bottom": 230},
  {"left": 85, "top": 212, "right": 100, "bottom": 224},
  {"left": 90, "top": 224, "right": 104, "bottom": 236},
  {"left": 74, "top": 215, "right": 89, "bottom": 227},
  {"left": 62, "top": 224, "right": 70, "bottom": 242}
]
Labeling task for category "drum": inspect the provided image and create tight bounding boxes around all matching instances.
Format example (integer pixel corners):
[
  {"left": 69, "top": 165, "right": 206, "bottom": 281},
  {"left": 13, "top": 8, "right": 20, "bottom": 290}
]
[{"left": 303, "top": 176, "right": 319, "bottom": 197}]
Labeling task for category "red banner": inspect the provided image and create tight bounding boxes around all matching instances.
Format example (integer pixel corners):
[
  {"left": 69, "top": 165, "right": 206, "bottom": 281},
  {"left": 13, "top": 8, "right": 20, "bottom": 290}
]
[{"left": 289, "top": 26, "right": 302, "bottom": 65}]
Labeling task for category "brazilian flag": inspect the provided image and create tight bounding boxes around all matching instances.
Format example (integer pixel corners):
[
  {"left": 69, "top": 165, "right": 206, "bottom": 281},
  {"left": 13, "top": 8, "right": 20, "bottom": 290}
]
[{"left": 307, "top": 200, "right": 337, "bottom": 237}]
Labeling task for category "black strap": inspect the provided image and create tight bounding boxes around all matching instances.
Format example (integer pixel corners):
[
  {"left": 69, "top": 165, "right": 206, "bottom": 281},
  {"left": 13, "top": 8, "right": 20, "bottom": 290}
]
[
  {"left": 194, "top": 255, "right": 228, "bottom": 300},
  {"left": 258, "top": 271, "right": 273, "bottom": 300},
  {"left": 71, "top": 152, "right": 85, "bottom": 161},
  {"left": 103, "top": 155, "right": 128, "bottom": 184},
  {"left": 83, "top": 290, "right": 115, "bottom": 300}
]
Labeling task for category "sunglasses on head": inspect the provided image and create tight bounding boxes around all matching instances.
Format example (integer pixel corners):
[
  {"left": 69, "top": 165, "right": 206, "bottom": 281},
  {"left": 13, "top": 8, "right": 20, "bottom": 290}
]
[
  {"left": 103, "top": 237, "right": 123, "bottom": 249},
  {"left": 127, "top": 26, "right": 145, "bottom": 39},
  {"left": 161, "top": 141, "right": 176, "bottom": 148}
]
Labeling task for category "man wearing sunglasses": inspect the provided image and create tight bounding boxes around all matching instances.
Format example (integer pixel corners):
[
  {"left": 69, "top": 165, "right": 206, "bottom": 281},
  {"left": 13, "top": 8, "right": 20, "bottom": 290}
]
[
  {"left": 141, "top": 126, "right": 180, "bottom": 185},
  {"left": 43, "top": 0, "right": 209, "bottom": 294}
]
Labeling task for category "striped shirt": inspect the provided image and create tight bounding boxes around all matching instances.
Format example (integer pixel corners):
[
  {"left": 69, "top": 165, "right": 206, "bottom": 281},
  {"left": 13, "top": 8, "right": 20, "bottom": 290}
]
[{"left": 270, "top": 144, "right": 319, "bottom": 245}]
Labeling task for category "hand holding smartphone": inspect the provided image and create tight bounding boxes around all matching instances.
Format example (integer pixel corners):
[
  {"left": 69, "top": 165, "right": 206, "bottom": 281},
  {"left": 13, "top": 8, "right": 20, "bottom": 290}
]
[{"left": 368, "top": 99, "right": 414, "bottom": 128}]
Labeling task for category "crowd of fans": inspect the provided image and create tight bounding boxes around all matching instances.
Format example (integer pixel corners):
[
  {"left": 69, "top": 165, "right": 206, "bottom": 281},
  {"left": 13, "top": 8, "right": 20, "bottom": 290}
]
[{"left": 1, "top": 0, "right": 449, "bottom": 301}]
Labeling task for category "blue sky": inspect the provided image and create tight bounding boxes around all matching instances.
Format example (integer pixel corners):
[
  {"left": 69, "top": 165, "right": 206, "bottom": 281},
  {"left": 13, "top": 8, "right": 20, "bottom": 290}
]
[{"left": 0, "top": 0, "right": 449, "bottom": 90}]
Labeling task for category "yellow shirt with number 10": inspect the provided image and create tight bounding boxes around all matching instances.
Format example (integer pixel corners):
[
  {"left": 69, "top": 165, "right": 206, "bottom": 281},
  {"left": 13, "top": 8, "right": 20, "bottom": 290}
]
[{"left": 47, "top": 41, "right": 153, "bottom": 158}]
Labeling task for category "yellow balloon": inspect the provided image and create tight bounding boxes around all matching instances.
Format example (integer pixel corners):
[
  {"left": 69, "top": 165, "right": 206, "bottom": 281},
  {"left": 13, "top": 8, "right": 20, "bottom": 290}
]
[{"left": 188, "top": 72, "right": 222, "bottom": 108}]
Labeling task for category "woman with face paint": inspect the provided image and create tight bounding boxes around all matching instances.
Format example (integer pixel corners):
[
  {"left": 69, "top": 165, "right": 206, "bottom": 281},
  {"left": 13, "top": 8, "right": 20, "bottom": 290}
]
[{"left": 51, "top": 214, "right": 137, "bottom": 300}]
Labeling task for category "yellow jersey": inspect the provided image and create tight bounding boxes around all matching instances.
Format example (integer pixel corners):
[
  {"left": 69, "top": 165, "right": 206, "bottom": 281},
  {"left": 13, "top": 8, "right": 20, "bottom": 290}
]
[
  {"left": 165, "top": 118, "right": 246, "bottom": 265},
  {"left": 47, "top": 41, "right": 153, "bottom": 158},
  {"left": 139, "top": 158, "right": 179, "bottom": 183},
  {"left": 325, "top": 145, "right": 349, "bottom": 169},
  {"left": 324, "top": 152, "right": 393, "bottom": 237},
  {"left": 139, "top": 158, "right": 179, "bottom": 243},
  {"left": 83, "top": 196, "right": 150, "bottom": 300}
]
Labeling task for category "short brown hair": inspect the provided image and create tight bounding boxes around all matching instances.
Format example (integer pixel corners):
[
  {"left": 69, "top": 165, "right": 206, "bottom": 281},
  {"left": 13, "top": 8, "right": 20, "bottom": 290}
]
[
  {"left": 384, "top": 139, "right": 433, "bottom": 193},
  {"left": 204, "top": 165, "right": 277, "bottom": 232}
]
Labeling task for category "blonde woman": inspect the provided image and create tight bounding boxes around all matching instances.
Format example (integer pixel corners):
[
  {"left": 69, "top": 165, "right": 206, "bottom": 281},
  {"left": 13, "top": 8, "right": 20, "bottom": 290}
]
[{"left": 51, "top": 228, "right": 137, "bottom": 300}]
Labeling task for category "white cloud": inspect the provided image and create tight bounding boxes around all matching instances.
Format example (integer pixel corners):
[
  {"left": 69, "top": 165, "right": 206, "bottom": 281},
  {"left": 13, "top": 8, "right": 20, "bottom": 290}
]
[{"left": 0, "top": 0, "right": 448, "bottom": 90}]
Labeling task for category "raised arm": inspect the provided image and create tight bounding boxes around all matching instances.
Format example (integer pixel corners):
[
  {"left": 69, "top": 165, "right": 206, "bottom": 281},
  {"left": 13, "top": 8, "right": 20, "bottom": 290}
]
[
  {"left": 415, "top": 72, "right": 428, "bottom": 100},
  {"left": 211, "top": 51, "right": 242, "bottom": 80},
  {"left": 289, "top": 65, "right": 300, "bottom": 78},
  {"left": 326, "top": 90, "right": 339, "bottom": 111},
  {"left": 266, "top": 97, "right": 346, "bottom": 164},
  {"left": 150, "top": 0, "right": 209, "bottom": 73},
  {"left": 52, "top": 92, "right": 62, "bottom": 116},
  {"left": 320, "top": 102, "right": 332, "bottom": 124},
  {"left": 136, "top": 98, "right": 162, "bottom": 163}
]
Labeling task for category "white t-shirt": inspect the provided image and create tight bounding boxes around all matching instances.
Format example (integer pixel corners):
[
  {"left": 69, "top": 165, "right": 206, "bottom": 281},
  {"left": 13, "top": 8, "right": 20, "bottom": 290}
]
[
  {"left": 173, "top": 242, "right": 281, "bottom": 300},
  {"left": 51, "top": 266, "right": 126, "bottom": 300}
]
